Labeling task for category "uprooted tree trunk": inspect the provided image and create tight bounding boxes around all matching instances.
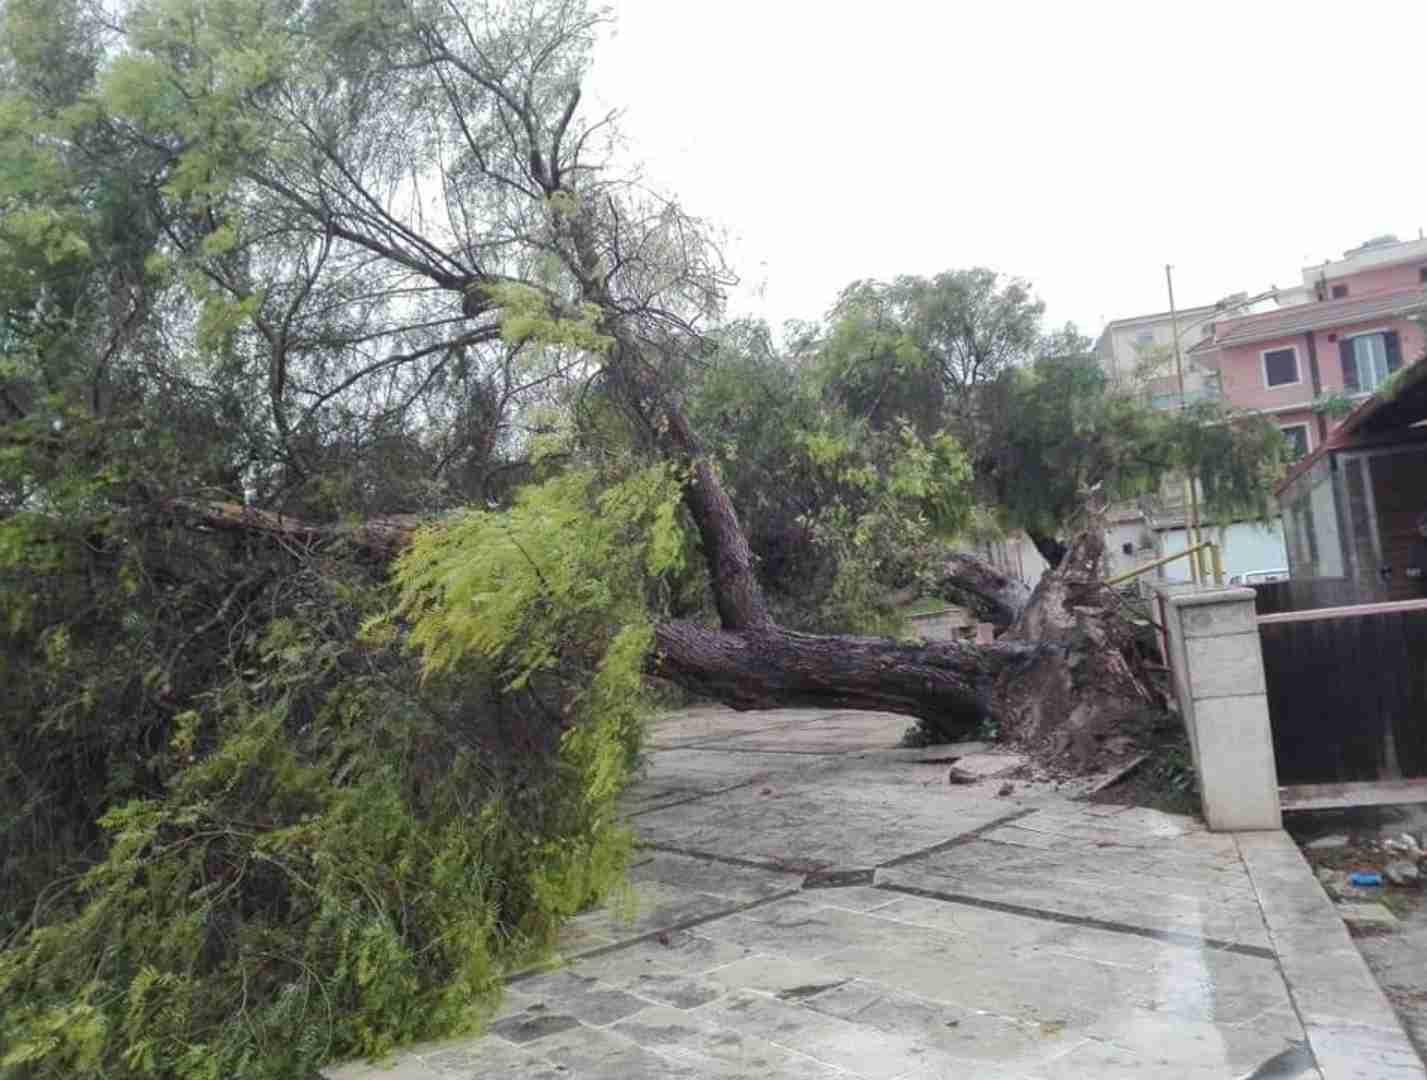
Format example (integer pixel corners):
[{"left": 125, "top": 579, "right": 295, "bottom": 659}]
[
  {"left": 650, "top": 512, "right": 1160, "bottom": 770},
  {"left": 936, "top": 551, "right": 1031, "bottom": 629},
  {"left": 587, "top": 334, "right": 1162, "bottom": 769},
  {"left": 993, "top": 522, "right": 1163, "bottom": 770},
  {"left": 173, "top": 483, "right": 1163, "bottom": 772}
]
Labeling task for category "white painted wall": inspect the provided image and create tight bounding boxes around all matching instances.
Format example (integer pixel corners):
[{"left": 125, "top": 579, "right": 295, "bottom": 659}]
[{"left": 1159, "top": 520, "right": 1289, "bottom": 583}]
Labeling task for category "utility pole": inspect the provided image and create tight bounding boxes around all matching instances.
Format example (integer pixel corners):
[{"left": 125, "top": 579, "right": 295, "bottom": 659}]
[{"left": 1166, "top": 264, "right": 1203, "bottom": 583}]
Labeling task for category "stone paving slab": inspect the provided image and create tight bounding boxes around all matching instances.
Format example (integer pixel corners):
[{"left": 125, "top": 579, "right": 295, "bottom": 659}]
[
  {"left": 1238, "top": 830, "right": 1427, "bottom": 1080},
  {"left": 326, "top": 706, "right": 1427, "bottom": 1079}
]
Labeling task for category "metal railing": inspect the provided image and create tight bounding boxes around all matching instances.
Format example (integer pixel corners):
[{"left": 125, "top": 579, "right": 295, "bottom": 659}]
[
  {"left": 1104, "top": 540, "right": 1223, "bottom": 587},
  {"left": 1257, "top": 597, "right": 1427, "bottom": 626}
]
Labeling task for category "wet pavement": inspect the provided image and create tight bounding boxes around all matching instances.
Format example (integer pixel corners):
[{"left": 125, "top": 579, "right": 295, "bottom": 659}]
[{"left": 327, "top": 706, "right": 1424, "bottom": 1079}]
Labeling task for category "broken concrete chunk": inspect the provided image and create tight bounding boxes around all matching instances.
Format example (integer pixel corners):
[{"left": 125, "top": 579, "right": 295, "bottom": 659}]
[
  {"left": 1385, "top": 860, "right": 1421, "bottom": 887},
  {"left": 1384, "top": 833, "right": 1422, "bottom": 857},
  {"left": 1304, "top": 834, "right": 1349, "bottom": 851}
]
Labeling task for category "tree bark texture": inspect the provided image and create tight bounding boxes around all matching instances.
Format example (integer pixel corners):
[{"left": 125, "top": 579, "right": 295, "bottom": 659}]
[
  {"left": 162, "top": 500, "right": 424, "bottom": 559},
  {"left": 992, "top": 522, "right": 1162, "bottom": 769},
  {"left": 652, "top": 620, "right": 1045, "bottom": 733},
  {"left": 937, "top": 552, "right": 1032, "bottom": 629}
]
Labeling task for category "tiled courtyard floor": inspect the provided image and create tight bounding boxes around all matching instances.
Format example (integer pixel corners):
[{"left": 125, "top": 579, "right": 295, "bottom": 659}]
[{"left": 329, "top": 706, "right": 1423, "bottom": 1079}]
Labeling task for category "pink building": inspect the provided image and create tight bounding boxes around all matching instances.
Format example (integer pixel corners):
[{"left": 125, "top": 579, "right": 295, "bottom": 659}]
[{"left": 1189, "top": 235, "right": 1427, "bottom": 458}]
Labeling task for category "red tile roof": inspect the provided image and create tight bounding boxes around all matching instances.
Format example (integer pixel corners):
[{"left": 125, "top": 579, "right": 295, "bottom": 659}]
[{"left": 1213, "top": 287, "right": 1427, "bottom": 349}]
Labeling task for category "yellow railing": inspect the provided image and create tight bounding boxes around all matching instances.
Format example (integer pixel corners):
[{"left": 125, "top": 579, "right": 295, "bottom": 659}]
[{"left": 1104, "top": 541, "right": 1223, "bottom": 588}]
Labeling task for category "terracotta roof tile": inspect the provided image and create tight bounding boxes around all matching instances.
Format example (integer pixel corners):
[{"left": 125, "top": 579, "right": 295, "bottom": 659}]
[{"left": 1213, "top": 288, "right": 1427, "bottom": 348}]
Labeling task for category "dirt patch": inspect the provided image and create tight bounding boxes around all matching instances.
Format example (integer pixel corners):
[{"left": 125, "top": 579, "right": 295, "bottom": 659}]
[{"left": 1084, "top": 727, "right": 1198, "bottom": 817}]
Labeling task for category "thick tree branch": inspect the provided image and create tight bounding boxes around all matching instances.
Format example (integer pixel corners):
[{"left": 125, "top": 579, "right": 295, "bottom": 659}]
[{"left": 652, "top": 620, "right": 1046, "bottom": 729}]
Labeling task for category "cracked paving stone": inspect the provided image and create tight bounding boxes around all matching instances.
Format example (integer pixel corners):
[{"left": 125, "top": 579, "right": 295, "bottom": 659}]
[{"left": 487, "top": 1011, "right": 582, "bottom": 1044}]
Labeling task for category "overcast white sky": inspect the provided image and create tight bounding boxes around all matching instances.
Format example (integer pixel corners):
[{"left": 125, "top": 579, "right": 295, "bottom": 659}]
[{"left": 586, "top": 1, "right": 1427, "bottom": 339}]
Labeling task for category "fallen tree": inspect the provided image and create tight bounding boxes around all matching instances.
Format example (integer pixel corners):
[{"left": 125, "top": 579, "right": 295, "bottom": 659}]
[
  {"left": 937, "top": 551, "right": 1032, "bottom": 628},
  {"left": 121, "top": 0, "right": 1203, "bottom": 773},
  {"left": 173, "top": 472, "right": 1161, "bottom": 770}
]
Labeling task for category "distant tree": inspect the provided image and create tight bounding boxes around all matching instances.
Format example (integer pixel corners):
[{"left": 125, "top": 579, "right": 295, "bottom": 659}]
[
  {"left": 979, "top": 348, "right": 1287, "bottom": 567},
  {"left": 816, "top": 270, "right": 1042, "bottom": 436},
  {"left": 686, "top": 322, "right": 972, "bottom": 633},
  {"left": 814, "top": 283, "right": 1287, "bottom": 569}
]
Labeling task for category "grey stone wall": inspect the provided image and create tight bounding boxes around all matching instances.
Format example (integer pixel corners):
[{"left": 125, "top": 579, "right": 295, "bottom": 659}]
[{"left": 906, "top": 607, "right": 970, "bottom": 642}]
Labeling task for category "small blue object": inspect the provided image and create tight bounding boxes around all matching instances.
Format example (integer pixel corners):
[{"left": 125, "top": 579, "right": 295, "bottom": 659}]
[{"left": 1349, "top": 872, "right": 1383, "bottom": 887}]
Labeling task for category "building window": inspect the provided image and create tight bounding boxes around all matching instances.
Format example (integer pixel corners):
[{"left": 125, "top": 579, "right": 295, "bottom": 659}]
[
  {"left": 1351, "top": 333, "right": 1390, "bottom": 392},
  {"left": 1280, "top": 424, "right": 1310, "bottom": 461},
  {"left": 1331, "top": 284, "right": 1349, "bottom": 299},
  {"left": 1262, "top": 346, "right": 1301, "bottom": 388}
]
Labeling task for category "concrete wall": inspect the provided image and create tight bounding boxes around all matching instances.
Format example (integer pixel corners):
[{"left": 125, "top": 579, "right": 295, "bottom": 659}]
[
  {"left": 1158, "top": 584, "right": 1281, "bottom": 832},
  {"left": 1155, "top": 521, "right": 1288, "bottom": 584},
  {"left": 1320, "top": 262, "right": 1425, "bottom": 297},
  {"left": 954, "top": 532, "right": 1050, "bottom": 592},
  {"left": 1216, "top": 332, "right": 1315, "bottom": 413},
  {"left": 906, "top": 607, "right": 969, "bottom": 642},
  {"left": 1097, "top": 308, "right": 1219, "bottom": 385},
  {"left": 1316, "top": 315, "right": 1427, "bottom": 388},
  {"left": 1302, "top": 235, "right": 1427, "bottom": 288},
  {"left": 1215, "top": 315, "right": 1426, "bottom": 415}
]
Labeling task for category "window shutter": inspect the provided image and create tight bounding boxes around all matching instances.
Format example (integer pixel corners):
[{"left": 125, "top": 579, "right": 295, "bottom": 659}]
[
  {"left": 1340, "top": 338, "right": 1358, "bottom": 391},
  {"left": 1386, "top": 331, "right": 1403, "bottom": 373}
]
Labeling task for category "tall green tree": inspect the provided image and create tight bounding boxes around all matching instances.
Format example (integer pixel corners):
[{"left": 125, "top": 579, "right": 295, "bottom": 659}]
[
  {"left": 815, "top": 269, "right": 1043, "bottom": 436},
  {"left": 814, "top": 276, "right": 1288, "bottom": 568},
  {"left": 979, "top": 347, "right": 1287, "bottom": 567}
]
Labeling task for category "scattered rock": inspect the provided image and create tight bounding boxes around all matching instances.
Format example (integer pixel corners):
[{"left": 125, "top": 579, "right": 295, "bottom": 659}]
[
  {"left": 996, "top": 782, "right": 1014, "bottom": 797},
  {"left": 1339, "top": 902, "right": 1401, "bottom": 934},
  {"left": 1386, "top": 860, "right": 1422, "bottom": 887},
  {"left": 1305, "top": 834, "right": 1350, "bottom": 851},
  {"left": 947, "top": 768, "right": 977, "bottom": 785},
  {"left": 1385, "top": 834, "right": 1423, "bottom": 857},
  {"left": 760, "top": 787, "right": 773, "bottom": 796}
]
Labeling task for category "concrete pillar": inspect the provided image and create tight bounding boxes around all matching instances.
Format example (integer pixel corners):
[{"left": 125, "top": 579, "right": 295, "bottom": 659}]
[{"left": 1158, "top": 584, "right": 1281, "bottom": 832}]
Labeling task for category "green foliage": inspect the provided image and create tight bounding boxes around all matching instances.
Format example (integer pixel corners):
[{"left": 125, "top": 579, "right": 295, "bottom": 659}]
[
  {"left": 1167, "top": 402, "right": 1288, "bottom": 524},
  {"left": 814, "top": 270, "right": 1043, "bottom": 436},
  {"left": 0, "top": 518, "right": 643, "bottom": 1079},
  {"left": 487, "top": 283, "right": 613, "bottom": 355},
  {"left": 809, "top": 275, "right": 1286, "bottom": 548},
  {"left": 393, "top": 463, "right": 684, "bottom": 687},
  {"left": 687, "top": 325, "right": 974, "bottom": 633},
  {"left": 0, "top": 3, "right": 657, "bottom": 1077},
  {"left": 1312, "top": 390, "right": 1357, "bottom": 419},
  {"left": 985, "top": 352, "right": 1287, "bottom": 538}
]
